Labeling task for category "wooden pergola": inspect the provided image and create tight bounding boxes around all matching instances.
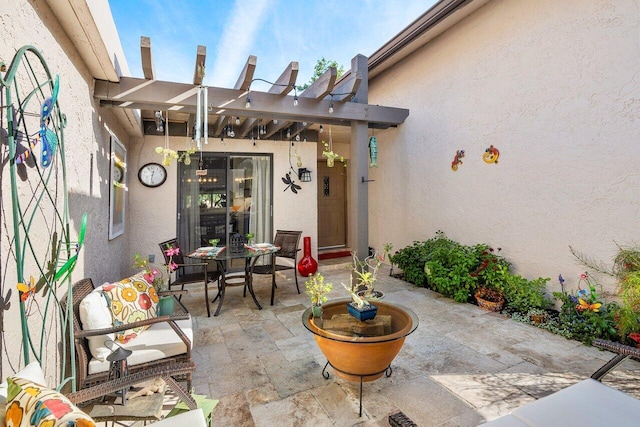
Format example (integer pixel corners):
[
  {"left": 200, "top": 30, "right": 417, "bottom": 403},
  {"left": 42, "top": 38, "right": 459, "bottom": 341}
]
[{"left": 93, "top": 37, "right": 410, "bottom": 257}]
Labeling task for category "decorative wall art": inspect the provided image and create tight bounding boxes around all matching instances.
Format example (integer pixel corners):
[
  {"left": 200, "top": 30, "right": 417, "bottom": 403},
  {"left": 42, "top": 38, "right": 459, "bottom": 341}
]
[
  {"left": 451, "top": 149, "right": 465, "bottom": 171},
  {"left": 483, "top": 145, "right": 500, "bottom": 164},
  {"left": 1, "top": 45, "right": 85, "bottom": 389},
  {"left": 369, "top": 136, "right": 378, "bottom": 168}
]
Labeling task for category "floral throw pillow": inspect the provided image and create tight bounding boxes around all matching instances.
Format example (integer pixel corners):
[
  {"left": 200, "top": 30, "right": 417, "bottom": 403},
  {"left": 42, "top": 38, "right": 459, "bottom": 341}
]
[
  {"left": 6, "top": 377, "right": 95, "bottom": 426},
  {"left": 102, "top": 273, "right": 159, "bottom": 343}
]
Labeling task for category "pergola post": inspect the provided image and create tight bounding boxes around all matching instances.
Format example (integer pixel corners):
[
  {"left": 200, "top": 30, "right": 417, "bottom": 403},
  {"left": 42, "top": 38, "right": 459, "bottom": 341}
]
[{"left": 349, "top": 54, "right": 369, "bottom": 259}]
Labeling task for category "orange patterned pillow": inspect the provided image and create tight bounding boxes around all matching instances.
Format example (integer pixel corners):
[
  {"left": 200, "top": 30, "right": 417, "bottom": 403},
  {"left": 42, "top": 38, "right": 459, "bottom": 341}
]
[
  {"left": 6, "top": 377, "right": 95, "bottom": 426},
  {"left": 102, "top": 272, "right": 159, "bottom": 343}
]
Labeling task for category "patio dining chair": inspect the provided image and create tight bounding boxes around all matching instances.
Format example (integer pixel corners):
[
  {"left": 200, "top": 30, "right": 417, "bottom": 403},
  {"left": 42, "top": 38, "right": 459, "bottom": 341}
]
[
  {"left": 252, "top": 230, "right": 302, "bottom": 305},
  {"left": 159, "top": 238, "right": 221, "bottom": 317}
]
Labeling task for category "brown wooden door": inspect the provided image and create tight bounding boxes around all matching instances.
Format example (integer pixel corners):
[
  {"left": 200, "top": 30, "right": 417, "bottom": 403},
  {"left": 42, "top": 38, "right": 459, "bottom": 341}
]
[{"left": 317, "top": 160, "right": 346, "bottom": 248}]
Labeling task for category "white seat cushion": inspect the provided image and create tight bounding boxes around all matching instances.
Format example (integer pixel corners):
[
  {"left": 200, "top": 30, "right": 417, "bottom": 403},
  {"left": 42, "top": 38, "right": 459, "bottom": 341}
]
[
  {"left": 79, "top": 285, "right": 115, "bottom": 361},
  {"left": 88, "top": 317, "right": 192, "bottom": 375},
  {"left": 482, "top": 379, "right": 640, "bottom": 426}
]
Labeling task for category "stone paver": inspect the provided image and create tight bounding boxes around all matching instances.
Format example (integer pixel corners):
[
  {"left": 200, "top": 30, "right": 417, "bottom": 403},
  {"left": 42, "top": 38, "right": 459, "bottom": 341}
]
[{"left": 178, "top": 264, "right": 640, "bottom": 426}]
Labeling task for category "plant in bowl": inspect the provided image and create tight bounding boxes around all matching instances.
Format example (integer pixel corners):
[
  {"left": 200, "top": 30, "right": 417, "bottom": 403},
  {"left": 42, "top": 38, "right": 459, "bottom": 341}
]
[
  {"left": 341, "top": 280, "right": 377, "bottom": 321},
  {"left": 474, "top": 286, "right": 505, "bottom": 312},
  {"left": 305, "top": 273, "right": 333, "bottom": 317},
  {"left": 245, "top": 232, "right": 255, "bottom": 245},
  {"left": 351, "top": 245, "right": 391, "bottom": 301}
]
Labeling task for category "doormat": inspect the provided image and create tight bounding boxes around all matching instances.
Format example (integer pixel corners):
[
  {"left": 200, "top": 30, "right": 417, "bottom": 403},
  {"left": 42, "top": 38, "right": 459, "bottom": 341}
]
[{"left": 318, "top": 251, "right": 351, "bottom": 260}]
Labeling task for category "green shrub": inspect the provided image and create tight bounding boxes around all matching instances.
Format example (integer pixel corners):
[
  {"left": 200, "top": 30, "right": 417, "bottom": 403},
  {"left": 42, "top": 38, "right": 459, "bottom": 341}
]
[
  {"left": 615, "top": 270, "right": 640, "bottom": 339},
  {"left": 425, "top": 239, "right": 483, "bottom": 302},
  {"left": 500, "top": 275, "right": 550, "bottom": 313}
]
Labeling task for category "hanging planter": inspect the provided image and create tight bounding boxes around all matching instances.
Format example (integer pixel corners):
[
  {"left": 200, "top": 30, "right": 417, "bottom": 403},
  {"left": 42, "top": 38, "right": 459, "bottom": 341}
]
[{"left": 321, "top": 126, "right": 346, "bottom": 168}]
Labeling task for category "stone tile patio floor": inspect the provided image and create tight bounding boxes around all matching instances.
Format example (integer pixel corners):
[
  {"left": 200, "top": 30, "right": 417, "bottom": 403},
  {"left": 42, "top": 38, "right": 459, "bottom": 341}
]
[{"left": 178, "top": 263, "right": 640, "bottom": 426}]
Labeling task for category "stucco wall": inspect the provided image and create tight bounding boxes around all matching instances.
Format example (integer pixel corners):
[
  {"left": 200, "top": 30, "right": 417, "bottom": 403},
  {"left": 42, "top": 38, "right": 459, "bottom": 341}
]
[
  {"left": 127, "top": 136, "right": 318, "bottom": 277},
  {"left": 368, "top": 0, "right": 640, "bottom": 295},
  {"left": 1, "top": 0, "right": 129, "bottom": 378}
]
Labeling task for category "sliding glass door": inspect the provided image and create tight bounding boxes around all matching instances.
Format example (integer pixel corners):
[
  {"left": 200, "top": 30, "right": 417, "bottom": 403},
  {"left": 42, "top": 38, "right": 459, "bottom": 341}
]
[{"left": 177, "top": 153, "right": 272, "bottom": 254}]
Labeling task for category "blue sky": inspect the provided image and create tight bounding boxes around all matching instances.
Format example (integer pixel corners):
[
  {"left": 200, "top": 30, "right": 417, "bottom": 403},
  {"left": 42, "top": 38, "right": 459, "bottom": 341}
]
[{"left": 108, "top": 0, "right": 436, "bottom": 91}]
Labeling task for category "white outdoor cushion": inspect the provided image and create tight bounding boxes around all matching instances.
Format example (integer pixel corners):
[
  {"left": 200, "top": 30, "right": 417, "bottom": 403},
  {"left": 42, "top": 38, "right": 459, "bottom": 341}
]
[
  {"left": 87, "top": 317, "right": 192, "bottom": 375},
  {"left": 482, "top": 378, "right": 640, "bottom": 426},
  {"left": 0, "top": 361, "right": 47, "bottom": 403},
  {"left": 0, "top": 361, "right": 47, "bottom": 427},
  {"left": 79, "top": 284, "right": 115, "bottom": 361},
  {"left": 152, "top": 408, "right": 207, "bottom": 427}
]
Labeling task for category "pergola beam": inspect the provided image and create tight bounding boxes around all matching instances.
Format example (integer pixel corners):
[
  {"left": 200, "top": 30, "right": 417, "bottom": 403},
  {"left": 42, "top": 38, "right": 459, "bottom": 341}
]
[
  {"left": 213, "top": 55, "right": 257, "bottom": 136},
  {"left": 140, "top": 36, "right": 154, "bottom": 80},
  {"left": 332, "top": 72, "right": 362, "bottom": 103},
  {"left": 94, "top": 77, "right": 409, "bottom": 127},
  {"left": 301, "top": 67, "right": 337, "bottom": 99},
  {"left": 239, "top": 61, "right": 299, "bottom": 137},
  {"left": 193, "top": 45, "right": 206, "bottom": 85}
]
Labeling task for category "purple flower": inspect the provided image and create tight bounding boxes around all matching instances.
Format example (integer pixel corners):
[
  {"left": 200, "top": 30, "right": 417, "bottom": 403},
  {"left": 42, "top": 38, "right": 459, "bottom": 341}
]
[{"left": 558, "top": 274, "right": 565, "bottom": 284}]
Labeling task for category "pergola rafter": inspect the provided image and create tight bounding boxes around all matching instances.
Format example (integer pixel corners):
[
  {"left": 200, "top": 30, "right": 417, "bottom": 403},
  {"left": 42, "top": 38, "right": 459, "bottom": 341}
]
[
  {"left": 239, "top": 61, "right": 299, "bottom": 137},
  {"left": 122, "top": 37, "right": 408, "bottom": 139}
]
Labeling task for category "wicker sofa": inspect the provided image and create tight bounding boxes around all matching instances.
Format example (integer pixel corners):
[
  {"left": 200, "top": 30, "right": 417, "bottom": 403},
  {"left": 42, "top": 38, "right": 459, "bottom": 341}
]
[{"left": 62, "top": 277, "right": 196, "bottom": 404}]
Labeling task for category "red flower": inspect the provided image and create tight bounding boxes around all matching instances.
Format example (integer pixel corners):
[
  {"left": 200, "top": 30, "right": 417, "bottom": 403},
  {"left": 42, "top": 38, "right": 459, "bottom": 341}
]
[{"left": 138, "top": 293, "right": 152, "bottom": 309}]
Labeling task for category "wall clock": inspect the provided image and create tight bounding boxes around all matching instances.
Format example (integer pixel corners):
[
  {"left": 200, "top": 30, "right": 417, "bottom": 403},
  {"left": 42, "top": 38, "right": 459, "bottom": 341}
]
[{"left": 138, "top": 162, "right": 167, "bottom": 188}]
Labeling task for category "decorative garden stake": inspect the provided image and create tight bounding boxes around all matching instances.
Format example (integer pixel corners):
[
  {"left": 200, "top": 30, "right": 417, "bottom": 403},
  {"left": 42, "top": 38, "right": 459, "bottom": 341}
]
[
  {"left": 451, "top": 149, "right": 465, "bottom": 171},
  {"left": 483, "top": 145, "right": 500, "bottom": 164},
  {"left": 369, "top": 136, "right": 378, "bottom": 168}
]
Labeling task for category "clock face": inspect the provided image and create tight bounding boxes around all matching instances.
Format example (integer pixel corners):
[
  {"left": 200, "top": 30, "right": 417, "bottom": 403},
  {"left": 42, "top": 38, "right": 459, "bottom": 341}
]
[
  {"left": 112, "top": 164, "right": 124, "bottom": 183},
  {"left": 138, "top": 163, "right": 167, "bottom": 188}
]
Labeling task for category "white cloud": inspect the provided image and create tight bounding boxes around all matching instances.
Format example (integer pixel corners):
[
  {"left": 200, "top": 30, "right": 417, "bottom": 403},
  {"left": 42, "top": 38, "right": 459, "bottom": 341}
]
[{"left": 208, "top": 0, "right": 273, "bottom": 87}]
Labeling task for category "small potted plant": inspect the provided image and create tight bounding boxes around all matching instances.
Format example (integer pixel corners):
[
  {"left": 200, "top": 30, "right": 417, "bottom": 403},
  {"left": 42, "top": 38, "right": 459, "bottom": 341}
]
[
  {"left": 528, "top": 307, "right": 548, "bottom": 324},
  {"left": 352, "top": 245, "right": 391, "bottom": 301},
  {"left": 474, "top": 286, "right": 505, "bottom": 312},
  {"left": 133, "top": 253, "right": 174, "bottom": 314},
  {"left": 321, "top": 140, "right": 345, "bottom": 168},
  {"left": 341, "top": 278, "right": 377, "bottom": 321},
  {"left": 245, "top": 232, "right": 255, "bottom": 246},
  {"left": 305, "top": 273, "right": 333, "bottom": 317}
]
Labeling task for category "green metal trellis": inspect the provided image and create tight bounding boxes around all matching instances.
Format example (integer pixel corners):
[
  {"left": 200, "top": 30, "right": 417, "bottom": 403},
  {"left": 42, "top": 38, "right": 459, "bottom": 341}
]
[{"left": 1, "top": 45, "right": 85, "bottom": 391}]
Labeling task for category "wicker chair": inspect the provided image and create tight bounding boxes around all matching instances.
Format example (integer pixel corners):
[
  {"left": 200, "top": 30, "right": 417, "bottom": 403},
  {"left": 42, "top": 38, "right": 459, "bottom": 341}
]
[
  {"left": 61, "top": 278, "right": 196, "bottom": 407},
  {"left": 159, "top": 238, "right": 221, "bottom": 317},
  {"left": 251, "top": 230, "right": 302, "bottom": 305}
]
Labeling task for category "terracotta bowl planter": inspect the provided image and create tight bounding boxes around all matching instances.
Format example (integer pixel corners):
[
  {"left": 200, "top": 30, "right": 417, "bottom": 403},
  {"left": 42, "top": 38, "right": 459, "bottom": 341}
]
[{"left": 303, "top": 299, "right": 418, "bottom": 382}]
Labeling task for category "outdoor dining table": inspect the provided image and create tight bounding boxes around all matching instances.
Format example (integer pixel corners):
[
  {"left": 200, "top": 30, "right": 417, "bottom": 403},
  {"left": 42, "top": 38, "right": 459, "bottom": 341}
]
[{"left": 186, "top": 244, "right": 280, "bottom": 316}]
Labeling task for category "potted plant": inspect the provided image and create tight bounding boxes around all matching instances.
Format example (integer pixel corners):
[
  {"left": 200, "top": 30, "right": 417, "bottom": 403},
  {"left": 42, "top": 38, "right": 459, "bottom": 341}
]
[
  {"left": 245, "top": 232, "right": 255, "bottom": 246},
  {"left": 305, "top": 273, "right": 333, "bottom": 317},
  {"left": 321, "top": 140, "right": 345, "bottom": 168},
  {"left": 133, "top": 253, "right": 174, "bottom": 315},
  {"left": 528, "top": 307, "right": 548, "bottom": 324},
  {"left": 475, "top": 286, "right": 505, "bottom": 312},
  {"left": 352, "top": 245, "right": 391, "bottom": 300}
]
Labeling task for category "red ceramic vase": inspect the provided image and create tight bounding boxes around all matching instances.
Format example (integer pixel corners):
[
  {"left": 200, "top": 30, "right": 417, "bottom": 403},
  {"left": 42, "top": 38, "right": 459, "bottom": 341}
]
[{"left": 297, "top": 236, "right": 318, "bottom": 277}]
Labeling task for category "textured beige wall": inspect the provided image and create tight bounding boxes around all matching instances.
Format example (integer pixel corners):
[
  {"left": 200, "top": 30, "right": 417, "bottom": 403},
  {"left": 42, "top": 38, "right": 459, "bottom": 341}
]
[
  {"left": 368, "top": 0, "right": 640, "bottom": 295},
  {"left": 127, "top": 136, "right": 318, "bottom": 276},
  {"left": 0, "top": 0, "right": 130, "bottom": 379}
]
